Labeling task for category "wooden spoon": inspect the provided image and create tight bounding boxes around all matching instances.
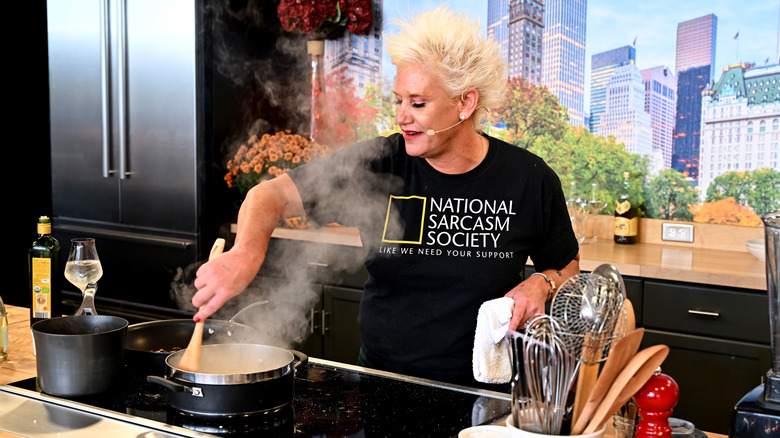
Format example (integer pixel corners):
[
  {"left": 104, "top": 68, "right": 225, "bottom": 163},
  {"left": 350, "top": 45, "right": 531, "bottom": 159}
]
[
  {"left": 583, "top": 343, "right": 670, "bottom": 434},
  {"left": 570, "top": 327, "right": 644, "bottom": 434},
  {"left": 176, "top": 238, "right": 226, "bottom": 372}
]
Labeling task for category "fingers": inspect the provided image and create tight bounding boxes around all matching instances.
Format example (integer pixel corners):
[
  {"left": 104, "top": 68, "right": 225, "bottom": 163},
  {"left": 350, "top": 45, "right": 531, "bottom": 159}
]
[{"left": 505, "top": 290, "right": 545, "bottom": 330}]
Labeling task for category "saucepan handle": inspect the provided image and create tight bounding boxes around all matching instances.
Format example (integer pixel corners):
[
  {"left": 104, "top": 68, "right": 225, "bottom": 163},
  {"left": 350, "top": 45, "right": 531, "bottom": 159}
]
[
  {"left": 290, "top": 350, "right": 309, "bottom": 370},
  {"left": 147, "top": 375, "right": 192, "bottom": 394}
]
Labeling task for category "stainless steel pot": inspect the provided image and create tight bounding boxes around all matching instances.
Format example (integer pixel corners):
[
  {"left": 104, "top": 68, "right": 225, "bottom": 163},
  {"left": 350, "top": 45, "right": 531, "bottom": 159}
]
[
  {"left": 31, "top": 315, "right": 128, "bottom": 397},
  {"left": 147, "top": 343, "right": 308, "bottom": 416}
]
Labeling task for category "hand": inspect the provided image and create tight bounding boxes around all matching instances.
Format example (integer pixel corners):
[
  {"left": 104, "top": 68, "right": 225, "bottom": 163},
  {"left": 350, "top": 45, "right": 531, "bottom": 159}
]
[
  {"left": 192, "top": 247, "right": 263, "bottom": 322},
  {"left": 503, "top": 276, "right": 549, "bottom": 330}
]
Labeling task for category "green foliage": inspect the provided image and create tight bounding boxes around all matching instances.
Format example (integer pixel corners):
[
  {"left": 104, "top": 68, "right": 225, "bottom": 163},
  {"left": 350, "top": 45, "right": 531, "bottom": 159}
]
[
  {"left": 363, "top": 80, "right": 398, "bottom": 137},
  {"left": 706, "top": 168, "right": 780, "bottom": 216},
  {"left": 493, "top": 78, "right": 569, "bottom": 149},
  {"left": 531, "top": 127, "right": 649, "bottom": 215},
  {"left": 645, "top": 169, "right": 699, "bottom": 221}
]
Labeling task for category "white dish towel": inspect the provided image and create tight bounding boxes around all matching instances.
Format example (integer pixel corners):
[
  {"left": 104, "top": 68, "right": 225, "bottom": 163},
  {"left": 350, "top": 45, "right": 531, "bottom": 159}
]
[{"left": 472, "top": 297, "right": 514, "bottom": 384}]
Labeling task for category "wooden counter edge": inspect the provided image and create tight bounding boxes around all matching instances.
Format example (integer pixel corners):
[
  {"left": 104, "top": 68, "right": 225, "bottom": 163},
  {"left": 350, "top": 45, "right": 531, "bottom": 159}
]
[{"left": 269, "top": 225, "right": 767, "bottom": 291}]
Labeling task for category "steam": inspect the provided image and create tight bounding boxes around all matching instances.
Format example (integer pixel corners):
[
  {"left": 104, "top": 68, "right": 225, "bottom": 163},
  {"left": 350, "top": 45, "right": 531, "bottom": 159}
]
[{"left": 167, "top": 1, "right": 406, "bottom": 353}]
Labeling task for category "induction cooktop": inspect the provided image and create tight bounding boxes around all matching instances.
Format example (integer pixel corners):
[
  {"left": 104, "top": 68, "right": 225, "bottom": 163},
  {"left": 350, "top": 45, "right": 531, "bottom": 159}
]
[{"left": 7, "top": 358, "right": 511, "bottom": 438}]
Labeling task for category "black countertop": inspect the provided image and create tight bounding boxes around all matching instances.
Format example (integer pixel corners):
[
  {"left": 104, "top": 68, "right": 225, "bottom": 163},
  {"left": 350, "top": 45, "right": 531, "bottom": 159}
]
[{"left": 5, "top": 358, "right": 511, "bottom": 437}]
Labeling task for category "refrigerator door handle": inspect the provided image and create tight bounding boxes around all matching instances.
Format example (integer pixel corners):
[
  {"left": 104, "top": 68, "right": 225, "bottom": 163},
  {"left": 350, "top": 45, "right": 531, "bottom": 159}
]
[
  {"left": 117, "top": 0, "right": 131, "bottom": 180},
  {"left": 100, "top": 0, "right": 114, "bottom": 179},
  {"left": 56, "top": 224, "right": 195, "bottom": 250}
]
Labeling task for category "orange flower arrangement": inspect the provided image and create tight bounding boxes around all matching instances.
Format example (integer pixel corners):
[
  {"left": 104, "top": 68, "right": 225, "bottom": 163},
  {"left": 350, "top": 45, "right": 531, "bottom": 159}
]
[{"left": 224, "top": 130, "right": 330, "bottom": 194}]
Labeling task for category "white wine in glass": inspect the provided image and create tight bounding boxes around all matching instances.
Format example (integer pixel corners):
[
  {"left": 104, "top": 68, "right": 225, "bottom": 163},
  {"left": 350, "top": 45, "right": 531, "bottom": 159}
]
[{"left": 64, "top": 238, "right": 103, "bottom": 315}]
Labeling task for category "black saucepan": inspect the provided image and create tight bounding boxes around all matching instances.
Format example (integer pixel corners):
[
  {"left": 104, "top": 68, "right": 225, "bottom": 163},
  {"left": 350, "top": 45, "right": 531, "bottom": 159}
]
[
  {"left": 147, "top": 343, "right": 308, "bottom": 416},
  {"left": 32, "top": 315, "right": 128, "bottom": 397},
  {"left": 125, "top": 319, "right": 259, "bottom": 376}
]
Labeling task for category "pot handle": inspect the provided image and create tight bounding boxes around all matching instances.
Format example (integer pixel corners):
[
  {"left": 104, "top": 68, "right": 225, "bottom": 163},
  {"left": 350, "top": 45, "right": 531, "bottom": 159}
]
[
  {"left": 147, "top": 375, "right": 192, "bottom": 394},
  {"left": 290, "top": 350, "right": 309, "bottom": 370}
]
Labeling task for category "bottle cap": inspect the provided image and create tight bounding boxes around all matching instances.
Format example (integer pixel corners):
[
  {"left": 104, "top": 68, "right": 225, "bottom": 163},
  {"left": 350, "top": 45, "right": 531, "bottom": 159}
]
[{"left": 37, "top": 216, "right": 52, "bottom": 234}]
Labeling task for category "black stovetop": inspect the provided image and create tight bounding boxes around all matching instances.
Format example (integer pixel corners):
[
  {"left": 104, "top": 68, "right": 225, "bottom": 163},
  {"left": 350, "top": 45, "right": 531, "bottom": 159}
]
[{"left": 10, "top": 359, "right": 511, "bottom": 437}]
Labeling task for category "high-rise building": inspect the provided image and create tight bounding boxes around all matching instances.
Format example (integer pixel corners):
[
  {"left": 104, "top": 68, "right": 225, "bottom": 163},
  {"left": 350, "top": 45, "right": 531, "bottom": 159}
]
[
  {"left": 675, "top": 14, "right": 717, "bottom": 79},
  {"left": 487, "top": 0, "right": 510, "bottom": 64},
  {"left": 324, "top": 1, "right": 383, "bottom": 98},
  {"left": 641, "top": 66, "right": 677, "bottom": 171},
  {"left": 541, "top": 0, "right": 587, "bottom": 126},
  {"left": 672, "top": 14, "right": 717, "bottom": 183},
  {"left": 507, "top": 0, "right": 544, "bottom": 85},
  {"left": 699, "top": 63, "right": 780, "bottom": 197},
  {"left": 599, "top": 63, "right": 652, "bottom": 158},
  {"left": 673, "top": 66, "right": 711, "bottom": 181},
  {"left": 488, "top": 0, "right": 544, "bottom": 85},
  {"left": 589, "top": 46, "right": 636, "bottom": 136}
]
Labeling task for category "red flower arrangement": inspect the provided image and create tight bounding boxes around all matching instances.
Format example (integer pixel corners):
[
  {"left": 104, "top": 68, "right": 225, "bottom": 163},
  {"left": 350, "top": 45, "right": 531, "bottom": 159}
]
[{"left": 277, "top": 0, "right": 372, "bottom": 37}]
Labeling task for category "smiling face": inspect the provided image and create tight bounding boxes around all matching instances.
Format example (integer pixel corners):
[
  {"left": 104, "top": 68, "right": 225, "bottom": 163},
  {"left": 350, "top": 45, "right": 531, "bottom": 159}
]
[{"left": 393, "top": 64, "right": 464, "bottom": 159}]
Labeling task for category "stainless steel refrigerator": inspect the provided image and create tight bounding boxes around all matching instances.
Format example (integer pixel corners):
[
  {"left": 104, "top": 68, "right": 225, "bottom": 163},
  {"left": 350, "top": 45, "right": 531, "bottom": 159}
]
[{"left": 46, "top": 0, "right": 310, "bottom": 320}]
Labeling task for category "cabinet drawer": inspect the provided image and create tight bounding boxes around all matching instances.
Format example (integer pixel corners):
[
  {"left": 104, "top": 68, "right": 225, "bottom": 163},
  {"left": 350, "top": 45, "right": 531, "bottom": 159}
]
[{"left": 643, "top": 280, "right": 770, "bottom": 344}]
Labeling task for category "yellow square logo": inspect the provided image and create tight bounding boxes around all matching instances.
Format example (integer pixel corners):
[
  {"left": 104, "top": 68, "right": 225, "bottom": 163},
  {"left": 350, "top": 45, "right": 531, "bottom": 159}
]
[{"left": 382, "top": 195, "right": 427, "bottom": 244}]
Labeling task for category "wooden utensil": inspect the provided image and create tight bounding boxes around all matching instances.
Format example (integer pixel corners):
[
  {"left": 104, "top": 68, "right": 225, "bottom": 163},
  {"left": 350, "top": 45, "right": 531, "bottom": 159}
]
[
  {"left": 571, "top": 296, "right": 632, "bottom": 427},
  {"left": 176, "top": 238, "right": 226, "bottom": 372},
  {"left": 583, "top": 343, "right": 670, "bottom": 434},
  {"left": 570, "top": 327, "right": 644, "bottom": 434}
]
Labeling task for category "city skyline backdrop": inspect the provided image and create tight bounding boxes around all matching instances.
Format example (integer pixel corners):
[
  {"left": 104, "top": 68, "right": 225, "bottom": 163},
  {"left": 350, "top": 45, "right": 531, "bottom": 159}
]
[{"left": 381, "top": 0, "right": 780, "bottom": 107}]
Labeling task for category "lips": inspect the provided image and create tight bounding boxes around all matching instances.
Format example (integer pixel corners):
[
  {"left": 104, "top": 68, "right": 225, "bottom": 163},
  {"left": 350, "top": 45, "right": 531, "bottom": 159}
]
[{"left": 402, "top": 129, "right": 424, "bottom": 138}]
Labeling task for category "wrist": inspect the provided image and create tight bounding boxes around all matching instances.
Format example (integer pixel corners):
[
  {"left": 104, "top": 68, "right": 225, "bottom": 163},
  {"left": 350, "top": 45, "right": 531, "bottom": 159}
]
[{"left": 529, "top": 272, "right": 556, "bottom": 303}]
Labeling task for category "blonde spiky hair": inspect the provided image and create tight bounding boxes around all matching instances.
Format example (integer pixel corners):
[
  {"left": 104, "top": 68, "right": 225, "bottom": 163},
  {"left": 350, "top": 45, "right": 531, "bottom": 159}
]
[{"left": 385, "top": 5, "right": 507, "bottom": 128}]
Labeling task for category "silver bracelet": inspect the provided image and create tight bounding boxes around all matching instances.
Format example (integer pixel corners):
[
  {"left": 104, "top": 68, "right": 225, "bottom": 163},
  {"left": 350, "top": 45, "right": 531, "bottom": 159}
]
[{"left": 530, "top": 272, "right": 556, "bottom": 302}]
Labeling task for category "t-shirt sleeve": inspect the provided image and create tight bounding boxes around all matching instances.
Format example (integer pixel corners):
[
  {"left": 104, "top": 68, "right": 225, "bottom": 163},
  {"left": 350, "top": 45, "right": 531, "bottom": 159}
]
[{"left": 529, "top": 167, "right": 579, "bottom": 271}]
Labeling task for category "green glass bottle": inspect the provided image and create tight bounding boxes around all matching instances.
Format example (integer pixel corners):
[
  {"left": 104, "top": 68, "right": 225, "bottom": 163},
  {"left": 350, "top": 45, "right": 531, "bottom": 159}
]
[
  {"left": 614, "top": 172, "right": 639, "bottom": 244},
  {"left": 29, "top": 216, "right": 61, "bottom": 324}
]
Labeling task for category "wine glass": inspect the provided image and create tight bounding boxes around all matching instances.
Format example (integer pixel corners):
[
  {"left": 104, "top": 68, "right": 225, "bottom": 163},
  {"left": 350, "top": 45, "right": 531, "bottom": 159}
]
[
  {"left": 586, "top": 183, "right": 608, "bottom": 242},
  {"left": 64, "top": 238, "right": 103, "bottom": 315},
  {"left": 566, "top": 181, "right": 588, "bottom": 245}
]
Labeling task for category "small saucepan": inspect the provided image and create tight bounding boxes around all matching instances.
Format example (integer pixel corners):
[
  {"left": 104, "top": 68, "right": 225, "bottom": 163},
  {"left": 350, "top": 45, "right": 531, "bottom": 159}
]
[
  {"left": 147, "top": 344, "right": 308, "bottom": 416},
  {"left": 125, "top": 318, "right": 259, "bottom": 376}
]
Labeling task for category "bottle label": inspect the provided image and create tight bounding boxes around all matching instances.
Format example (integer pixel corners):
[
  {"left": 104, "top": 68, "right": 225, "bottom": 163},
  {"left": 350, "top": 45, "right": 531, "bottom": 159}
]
[
  {"left": 31, "top": 257, "right": 52, "bottom": 319},
  {"left": 614, "top": 217, "right": 639, "bottom": 237},
  {"left": 615, "top": 200, "right": 631, "bottom": 215}
]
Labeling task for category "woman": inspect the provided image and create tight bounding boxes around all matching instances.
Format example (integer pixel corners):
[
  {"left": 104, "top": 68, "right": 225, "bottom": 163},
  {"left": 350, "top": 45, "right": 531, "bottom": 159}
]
[{"left": 193, "top": 6, "right": 580, "bottom": 388}]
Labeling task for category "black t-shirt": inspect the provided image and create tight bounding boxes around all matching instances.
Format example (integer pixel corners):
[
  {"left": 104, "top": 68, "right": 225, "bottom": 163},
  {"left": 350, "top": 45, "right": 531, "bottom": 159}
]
[{"left": 288, "top": 133, "right": 578, "bottom": 375}]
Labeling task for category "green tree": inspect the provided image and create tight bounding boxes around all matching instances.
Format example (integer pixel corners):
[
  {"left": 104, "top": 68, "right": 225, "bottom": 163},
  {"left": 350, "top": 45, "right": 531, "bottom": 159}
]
[
  {"left": 363, "top": 79, "right": 397, "bottom": 137},
  {"left": 645, "top": 169, "right": 699, "bottom": 221},
  {"left": 747, "top": 168, "right": 780, "bottom": 215},
  {"left": 532, "top": 127, "right": 649, "bottom": 215},
  {"left": 493, "top": 78, "right": 569, "bottom": 149},
  {"left": 706, "top": 168, "right": 780, "bottom": 216},
  {"left": 706, "top": 171, "right": 751, "bottom": 204}
]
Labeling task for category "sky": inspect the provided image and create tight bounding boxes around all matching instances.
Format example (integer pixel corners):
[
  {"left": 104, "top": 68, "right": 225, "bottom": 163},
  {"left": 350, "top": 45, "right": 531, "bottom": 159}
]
[{"left": 380, "top": 0, "right": 780, "bottom": 93}]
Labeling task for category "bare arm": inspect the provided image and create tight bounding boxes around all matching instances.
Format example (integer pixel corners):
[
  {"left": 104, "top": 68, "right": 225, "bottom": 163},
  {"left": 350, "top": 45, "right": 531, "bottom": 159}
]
[
  {"left": 192, "top": 174, "right": 304, "bottom": 321},
  {"left": 504, "top": 252, "right": 580, "bottom": 330}
]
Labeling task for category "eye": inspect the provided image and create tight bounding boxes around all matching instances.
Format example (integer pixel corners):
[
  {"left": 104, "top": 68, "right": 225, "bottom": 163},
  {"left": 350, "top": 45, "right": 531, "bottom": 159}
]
[
  {"left": 393, "top": 99, "right": 402, "bottom": 106},
  {"left": 411, "top": 102, "right": 425, "bottom": 108}
]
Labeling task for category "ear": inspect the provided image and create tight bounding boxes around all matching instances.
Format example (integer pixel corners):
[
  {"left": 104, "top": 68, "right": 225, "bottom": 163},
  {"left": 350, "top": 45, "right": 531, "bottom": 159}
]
[{"left": 458, "top": 88, "right": 480, "bottom": 119}]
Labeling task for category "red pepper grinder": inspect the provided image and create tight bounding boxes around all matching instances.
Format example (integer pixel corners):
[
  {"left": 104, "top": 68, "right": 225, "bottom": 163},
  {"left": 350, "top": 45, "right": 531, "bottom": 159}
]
[{"left": 632, "top": 368, "right": 679, "bottom": 438}]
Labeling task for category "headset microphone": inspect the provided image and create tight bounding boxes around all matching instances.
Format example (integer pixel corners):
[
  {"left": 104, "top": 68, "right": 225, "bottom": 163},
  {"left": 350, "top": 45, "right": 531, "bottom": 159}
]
[{"left": 426, "top": 117, "right": 466, "bottom": 136}]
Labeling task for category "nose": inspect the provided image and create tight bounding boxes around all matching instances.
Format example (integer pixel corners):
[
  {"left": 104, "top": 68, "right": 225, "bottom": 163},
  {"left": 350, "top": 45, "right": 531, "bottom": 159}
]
[{"left": 395, "top": 102, "right": 411, "bottom": 126}]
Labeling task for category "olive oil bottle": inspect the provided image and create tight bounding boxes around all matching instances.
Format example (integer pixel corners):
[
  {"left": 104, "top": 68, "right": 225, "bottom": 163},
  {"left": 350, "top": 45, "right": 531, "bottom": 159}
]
[
  {"left": 29, "top": 216, "right": 61, "bottom": 324},
  {"left": 614, "top": 172, "right": 639, "bottom": 244}
]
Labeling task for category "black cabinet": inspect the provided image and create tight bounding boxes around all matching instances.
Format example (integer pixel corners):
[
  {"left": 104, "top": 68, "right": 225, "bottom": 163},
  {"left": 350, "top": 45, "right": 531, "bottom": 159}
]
[
  {"left": 641, "top": 280, "right": 771, "bottom": 434},
  {"left": 299, "top": 285, "right": 363, "bottom": 364},
  {"left": 262, "top": 236, "right": 367, "bottom": 364}
]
